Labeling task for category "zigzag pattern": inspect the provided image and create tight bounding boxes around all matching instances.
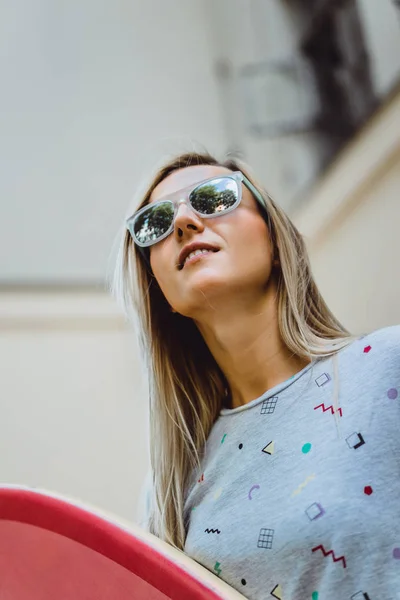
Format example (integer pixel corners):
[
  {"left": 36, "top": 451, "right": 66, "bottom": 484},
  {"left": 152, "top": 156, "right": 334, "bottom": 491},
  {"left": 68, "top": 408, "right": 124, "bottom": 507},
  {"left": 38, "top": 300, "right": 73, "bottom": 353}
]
[
  {"left": 291, "top": 474, "right": 315, "bottom": 497},
  {"left": 214, "top": 562, "right": 222, "bottom": 576},
  {"left": 312, "top": 544, "right": 346, "bottom": 568},
  {"left": 314, "top": 403, "right": 343, "bottom": 417},
  {"left": 204, "top": 528, "right": 221, "bottom": 534}
]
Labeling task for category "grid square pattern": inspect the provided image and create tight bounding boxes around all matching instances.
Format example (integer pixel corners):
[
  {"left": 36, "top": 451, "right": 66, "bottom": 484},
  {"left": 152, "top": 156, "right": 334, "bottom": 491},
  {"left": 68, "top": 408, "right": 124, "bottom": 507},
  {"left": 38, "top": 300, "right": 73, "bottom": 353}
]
[
  {"left": 260, "top": 397, "right": 278, "bottom": 415},
  {"left": 257, "top": 528, "right": 274, "bottom": 549}
]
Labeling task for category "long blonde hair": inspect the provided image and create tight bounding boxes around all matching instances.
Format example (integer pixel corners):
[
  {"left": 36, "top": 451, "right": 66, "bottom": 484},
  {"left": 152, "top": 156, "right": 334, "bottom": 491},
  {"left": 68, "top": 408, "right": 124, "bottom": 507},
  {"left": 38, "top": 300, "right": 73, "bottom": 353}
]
[{"left": 113, "top": 151, "right": 354, "bottom": 549}]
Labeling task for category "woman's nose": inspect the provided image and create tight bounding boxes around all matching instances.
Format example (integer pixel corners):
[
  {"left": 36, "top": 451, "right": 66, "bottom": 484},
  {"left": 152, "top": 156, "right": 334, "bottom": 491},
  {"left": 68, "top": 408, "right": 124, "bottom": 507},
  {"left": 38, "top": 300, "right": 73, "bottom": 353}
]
[{"left": 173, "top": 200, "right": 204, "bottom": 238}]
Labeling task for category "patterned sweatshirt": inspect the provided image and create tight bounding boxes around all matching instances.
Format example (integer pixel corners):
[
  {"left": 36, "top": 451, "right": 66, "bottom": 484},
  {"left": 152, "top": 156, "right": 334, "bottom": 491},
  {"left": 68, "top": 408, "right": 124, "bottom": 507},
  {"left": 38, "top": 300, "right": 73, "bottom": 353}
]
[{"left": 183, "top": 326, "right": 400, "bottom": 600}]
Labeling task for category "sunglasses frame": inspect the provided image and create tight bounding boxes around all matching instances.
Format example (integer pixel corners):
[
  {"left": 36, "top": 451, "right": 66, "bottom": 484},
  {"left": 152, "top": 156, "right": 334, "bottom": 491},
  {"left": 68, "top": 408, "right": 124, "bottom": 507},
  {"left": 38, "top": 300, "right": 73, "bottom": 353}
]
[{"left": 126, "top": 171, "right": 268, "bottom": 249}]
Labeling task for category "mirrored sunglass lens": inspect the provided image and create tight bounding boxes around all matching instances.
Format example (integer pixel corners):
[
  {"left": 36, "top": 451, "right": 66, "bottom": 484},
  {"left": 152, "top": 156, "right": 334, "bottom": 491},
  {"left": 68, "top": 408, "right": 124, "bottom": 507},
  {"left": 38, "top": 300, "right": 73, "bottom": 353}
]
[
  {"left": 190, "top": 178, "right": 239, "bottom": 215},
  {"left": 133, "top": 201, "right": 174, "bottom": 244}
]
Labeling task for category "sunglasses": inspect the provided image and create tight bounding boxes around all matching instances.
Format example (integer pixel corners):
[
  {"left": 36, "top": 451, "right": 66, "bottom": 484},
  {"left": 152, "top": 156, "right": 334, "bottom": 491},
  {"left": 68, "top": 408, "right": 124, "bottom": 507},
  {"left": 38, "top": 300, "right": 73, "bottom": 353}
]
[{"left": 126, "top": 171, "right": 268, "bottom": 248}]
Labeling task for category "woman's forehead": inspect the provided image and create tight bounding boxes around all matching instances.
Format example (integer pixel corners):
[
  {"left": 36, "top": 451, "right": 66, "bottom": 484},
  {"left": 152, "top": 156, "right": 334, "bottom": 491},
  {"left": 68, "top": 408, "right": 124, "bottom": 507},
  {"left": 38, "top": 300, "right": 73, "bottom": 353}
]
[{"left": 150, "top": 165, "right": 234, "bottom": 204}]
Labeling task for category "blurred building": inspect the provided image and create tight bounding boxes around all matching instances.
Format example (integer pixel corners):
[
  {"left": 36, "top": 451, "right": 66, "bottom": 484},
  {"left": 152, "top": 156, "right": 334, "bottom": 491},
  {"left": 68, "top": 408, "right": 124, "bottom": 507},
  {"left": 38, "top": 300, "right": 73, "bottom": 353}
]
[
  {"left": 0, "top": 0, "right": 399, "bottom": 522},
  {"left": 207, "top": 0, "right": 400, "bottom": 209}
]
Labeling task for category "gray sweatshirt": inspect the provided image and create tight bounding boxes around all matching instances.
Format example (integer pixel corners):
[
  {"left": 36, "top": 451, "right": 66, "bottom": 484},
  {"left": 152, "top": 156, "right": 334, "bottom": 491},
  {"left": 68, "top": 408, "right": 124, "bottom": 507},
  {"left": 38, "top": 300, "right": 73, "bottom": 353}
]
[{"left": 183, "top": 326, "right": 400, "bottom": 600}]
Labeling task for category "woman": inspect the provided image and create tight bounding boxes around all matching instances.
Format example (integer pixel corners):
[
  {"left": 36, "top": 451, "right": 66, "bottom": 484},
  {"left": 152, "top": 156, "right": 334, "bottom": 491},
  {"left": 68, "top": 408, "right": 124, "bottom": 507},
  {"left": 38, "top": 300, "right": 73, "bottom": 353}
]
[{"left": 114, "top": 152, "right": 400, "bottom": 600}]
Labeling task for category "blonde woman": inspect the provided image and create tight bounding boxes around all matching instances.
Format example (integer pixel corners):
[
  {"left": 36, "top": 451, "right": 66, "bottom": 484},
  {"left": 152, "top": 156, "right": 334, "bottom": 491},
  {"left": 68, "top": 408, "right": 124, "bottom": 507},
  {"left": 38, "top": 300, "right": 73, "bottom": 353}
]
[{"left": 114, "top": 152, "right": 400, "bottom": 600}]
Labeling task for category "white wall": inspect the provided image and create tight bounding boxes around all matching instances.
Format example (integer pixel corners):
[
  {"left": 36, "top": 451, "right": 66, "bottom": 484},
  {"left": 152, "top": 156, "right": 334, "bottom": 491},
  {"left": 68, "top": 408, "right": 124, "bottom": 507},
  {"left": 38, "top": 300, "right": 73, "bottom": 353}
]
[
  {"left": 0, "top": 0, "right": 226, "bottom": 283},
  {"left": 0, "top": 291, "right": 148, "bottom": 522},
  {"left": 293, "top": 85, "right": 400, "bottom": 333}
]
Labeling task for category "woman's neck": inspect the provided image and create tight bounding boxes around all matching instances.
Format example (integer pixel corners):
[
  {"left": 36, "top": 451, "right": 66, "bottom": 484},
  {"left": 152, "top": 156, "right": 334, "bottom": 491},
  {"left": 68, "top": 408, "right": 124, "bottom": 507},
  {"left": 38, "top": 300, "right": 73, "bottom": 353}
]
[{"left": 195, "top": 281, "right": 310, "bottom": 409}]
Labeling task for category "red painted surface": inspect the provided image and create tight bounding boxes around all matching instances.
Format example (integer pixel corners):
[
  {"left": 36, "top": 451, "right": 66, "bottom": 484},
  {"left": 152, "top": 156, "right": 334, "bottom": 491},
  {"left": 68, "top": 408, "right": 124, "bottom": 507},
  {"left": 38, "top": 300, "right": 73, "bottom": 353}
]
[{"left": 0, "top": 488, "right": 224, "bottom": 600}]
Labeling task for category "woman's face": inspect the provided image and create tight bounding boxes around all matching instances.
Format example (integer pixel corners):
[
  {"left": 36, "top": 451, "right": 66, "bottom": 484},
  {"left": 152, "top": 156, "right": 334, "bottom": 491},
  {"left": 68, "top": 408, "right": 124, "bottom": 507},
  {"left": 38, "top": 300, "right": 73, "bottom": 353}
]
[{"left": 148, "top": 165, "right": 275, "bottom": 317}]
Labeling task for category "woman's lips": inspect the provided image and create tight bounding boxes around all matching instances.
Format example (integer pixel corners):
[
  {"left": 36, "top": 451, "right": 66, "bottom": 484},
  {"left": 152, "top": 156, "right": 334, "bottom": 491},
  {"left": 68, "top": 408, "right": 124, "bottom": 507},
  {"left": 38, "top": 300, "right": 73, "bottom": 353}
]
[{"left": 179, "top": 249, "right": 219, "bottom": 270}]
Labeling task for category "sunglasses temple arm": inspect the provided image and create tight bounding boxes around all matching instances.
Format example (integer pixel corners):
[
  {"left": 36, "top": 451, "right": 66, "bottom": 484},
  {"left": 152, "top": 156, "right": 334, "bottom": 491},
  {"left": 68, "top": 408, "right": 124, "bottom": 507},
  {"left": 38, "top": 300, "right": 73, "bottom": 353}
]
[
  {"left": 242, "top": 176, "right": 267, "bottom": 211},
  {"left": 242, "top": 176, "right": 271, "bottom": 229}
]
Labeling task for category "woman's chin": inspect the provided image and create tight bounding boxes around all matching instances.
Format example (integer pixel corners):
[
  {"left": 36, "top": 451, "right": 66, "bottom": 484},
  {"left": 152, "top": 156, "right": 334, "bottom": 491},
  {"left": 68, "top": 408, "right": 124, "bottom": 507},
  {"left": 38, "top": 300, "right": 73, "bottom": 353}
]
[
  {"left": 175, "top": 270, "right": 238, "bottom": 314},
  {"left": 181, "top": 266, "right": 227, "bottom": 291}
]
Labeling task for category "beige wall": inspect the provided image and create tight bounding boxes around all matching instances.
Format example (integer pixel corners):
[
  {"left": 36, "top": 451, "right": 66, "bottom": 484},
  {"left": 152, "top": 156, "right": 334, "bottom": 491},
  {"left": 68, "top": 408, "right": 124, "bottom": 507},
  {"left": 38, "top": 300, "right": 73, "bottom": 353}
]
[
  {"left": 293, "top": 86, "right": 400, "bottom": 334},
  {"left": 0, "top": 291, "right": 147, "bottom": 522}
]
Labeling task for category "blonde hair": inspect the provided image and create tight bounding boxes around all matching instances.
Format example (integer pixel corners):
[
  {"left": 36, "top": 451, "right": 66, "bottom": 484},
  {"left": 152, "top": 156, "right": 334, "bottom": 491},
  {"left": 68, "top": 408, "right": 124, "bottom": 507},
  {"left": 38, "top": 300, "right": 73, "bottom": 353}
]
[{"left": 113, "top": 151, "right": 354, "bottom": 549}]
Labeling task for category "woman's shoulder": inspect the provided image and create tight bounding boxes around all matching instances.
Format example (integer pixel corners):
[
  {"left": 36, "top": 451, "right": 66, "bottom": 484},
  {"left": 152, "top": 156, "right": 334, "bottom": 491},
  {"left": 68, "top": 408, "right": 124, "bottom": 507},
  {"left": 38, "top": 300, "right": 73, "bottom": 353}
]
[
  {"left": 338, "top": 326, "right": 400, "bottom": 413},
  {"left": 361, "top": 324, "right": 400, "bottom": 353},
  {"left": 343, "top": 325, "right": 400, "bottom": 370}
]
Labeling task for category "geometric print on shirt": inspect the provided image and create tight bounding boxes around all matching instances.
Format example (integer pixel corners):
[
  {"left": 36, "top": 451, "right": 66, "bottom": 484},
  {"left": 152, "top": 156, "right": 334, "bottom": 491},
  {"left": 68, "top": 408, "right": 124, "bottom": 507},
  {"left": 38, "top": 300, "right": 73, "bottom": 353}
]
[{"left": 184, "top": 326, "right": 400, "bottom": 600}]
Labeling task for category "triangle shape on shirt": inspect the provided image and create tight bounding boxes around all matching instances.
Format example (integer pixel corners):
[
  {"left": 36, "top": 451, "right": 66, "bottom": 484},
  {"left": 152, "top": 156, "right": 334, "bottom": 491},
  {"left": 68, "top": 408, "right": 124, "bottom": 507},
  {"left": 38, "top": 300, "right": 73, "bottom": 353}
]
[
  {"left": 262, "top": 441, "right": 275, "bottom": 455},
  {"left": 271, "top": 583, "right": 283, "bottom": 599}
]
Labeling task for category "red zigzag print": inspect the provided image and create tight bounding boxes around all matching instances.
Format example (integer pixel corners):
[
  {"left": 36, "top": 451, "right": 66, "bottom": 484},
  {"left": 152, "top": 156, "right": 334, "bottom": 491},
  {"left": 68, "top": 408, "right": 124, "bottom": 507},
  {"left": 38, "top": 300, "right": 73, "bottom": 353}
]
[
  {"left": 312, "top": 544, "right": 347, "bottom": 568},
  {"left": 314, "top": 403, "right": 343, "bottom": 417}
]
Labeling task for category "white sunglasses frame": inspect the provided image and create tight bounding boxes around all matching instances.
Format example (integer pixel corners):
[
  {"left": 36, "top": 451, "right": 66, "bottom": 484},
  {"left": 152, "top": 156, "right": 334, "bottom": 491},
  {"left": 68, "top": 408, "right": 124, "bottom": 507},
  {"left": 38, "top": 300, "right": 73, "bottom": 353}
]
[{"left": 126, "top": 171, "right": 268, "bottom": 249}]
